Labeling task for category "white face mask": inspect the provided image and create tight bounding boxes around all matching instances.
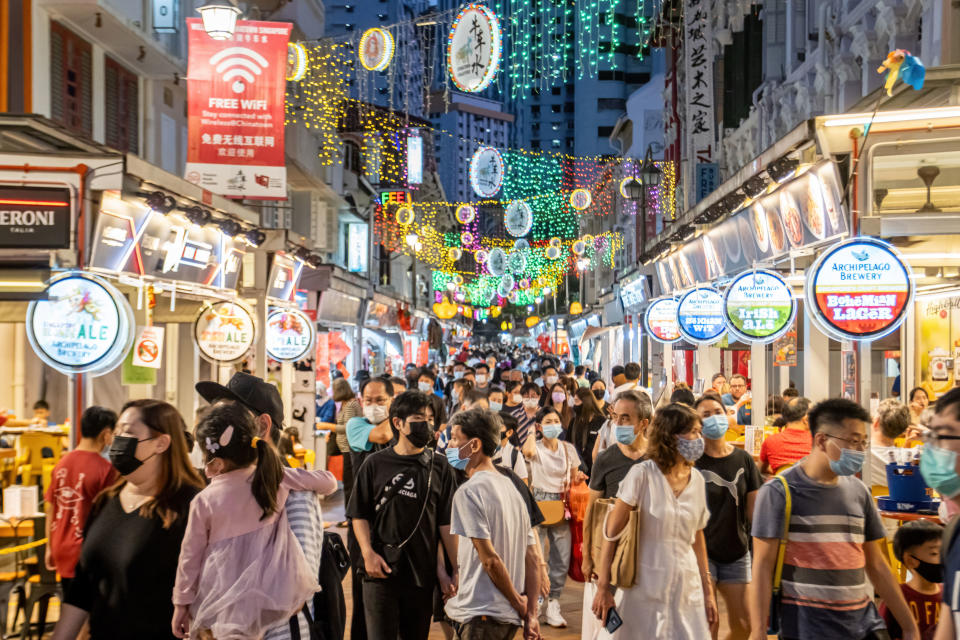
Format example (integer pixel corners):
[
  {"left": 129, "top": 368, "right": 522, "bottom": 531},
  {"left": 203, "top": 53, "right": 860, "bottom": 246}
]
[
  {"left": 545, "top": 375, "right": 558, "bottom": 386},
  {"left": 363, "top": 405, "right": 388, "bottom": 424},
  {"left": 476, "top": 374, "right": 487, "bottom": 385},
  {"left": 523, "top": 398, "right": 540, "bottom": 409},
  {"left": 418, "top": 381, "right": 433, "bottom": 393},
  {"left": 512, "top": 394, "right": 523, "bottom": 404}
]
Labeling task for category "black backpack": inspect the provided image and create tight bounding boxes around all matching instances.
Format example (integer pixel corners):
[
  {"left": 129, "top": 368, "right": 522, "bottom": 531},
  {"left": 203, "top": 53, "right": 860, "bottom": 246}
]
[{"left": 290, "top": 531, "right": 350, "bottom": 640}]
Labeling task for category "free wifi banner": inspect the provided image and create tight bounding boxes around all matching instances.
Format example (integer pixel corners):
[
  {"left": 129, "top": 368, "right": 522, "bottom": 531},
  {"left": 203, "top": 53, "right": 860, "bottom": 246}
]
[{"left": 185, "top": 19, "right": 291, "bottom": 200}]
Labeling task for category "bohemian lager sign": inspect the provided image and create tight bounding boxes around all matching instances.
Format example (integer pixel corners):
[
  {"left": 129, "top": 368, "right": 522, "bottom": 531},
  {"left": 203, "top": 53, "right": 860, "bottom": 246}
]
[
  {"left": 806, "top": 237, "right": 913, "bottom": 341},
  {"left": 26, "top": 272, "right": 133, "bottom": 375},
  {"left": 194, "top": 301, "right": 256, "bottom": 364},
  {"left": 265, "top": 307, "right": 314, "bottom": 362}
]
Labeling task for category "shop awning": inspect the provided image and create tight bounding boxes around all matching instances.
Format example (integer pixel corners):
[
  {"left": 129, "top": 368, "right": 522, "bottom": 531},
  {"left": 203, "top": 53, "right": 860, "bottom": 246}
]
[
  {"left": 366, "top": 329, "right": 404, "bottom": 355},
  {"left": 580, "top": 326, "right": 615, "bottom": 343}
]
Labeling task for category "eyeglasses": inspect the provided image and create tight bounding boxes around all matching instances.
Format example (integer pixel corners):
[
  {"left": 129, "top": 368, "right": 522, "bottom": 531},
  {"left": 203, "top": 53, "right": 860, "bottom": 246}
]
[
  {"left": 920, "top": 430, "right": 960, "bottom": 447},
  {"left": 824, "top": 434, "right": 868, "bottom": 451}
]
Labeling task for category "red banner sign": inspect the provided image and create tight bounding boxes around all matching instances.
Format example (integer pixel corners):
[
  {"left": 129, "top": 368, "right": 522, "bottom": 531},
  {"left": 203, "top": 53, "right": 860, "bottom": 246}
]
[
  {"left": 185, "top": 19, "right": 290, "bottom": 199},
  {"left": 417, "top": 341, "right": 429, "bottom": 367}
]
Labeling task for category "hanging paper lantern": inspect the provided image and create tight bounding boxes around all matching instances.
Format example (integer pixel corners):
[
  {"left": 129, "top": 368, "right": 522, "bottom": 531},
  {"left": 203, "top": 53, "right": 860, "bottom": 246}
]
[
  {"left": 455, "top": 204, "right": 476, "bottom": 224},
  {"left": 286, "top": 43, "right": 309, "bottom": 81},
  {"left": 359, "top": 28, "right": 395, "bottom": 71},
  {"left": 545, "top": 245, "right": 561, "bottom": 260},
  {"left": 549, "top": 237, "right": 561, "bottom": 247},
  {"left": 475, "top": 248, "right": 489, "bottom": 264},
  {"left": 504, "top": 200, "right": 533, "bottom": 237},
  {"left": 487, "top": 248, "right": 507, "bottom": 275},
  {"left": 508, "top": 251, "right": 527, "bottom": 274},
  {"left": 460, "top": 231, "right": 474, "bottom": 245},
  {"left": 490, "top": 306, "right": 501, "bottom": 318},
  {"left": 570, "top": 301, "right": 583, "bottom": 315},
  {"left": 395, "top": 206, "right": 415, "bottom": 225},
  {"left": 572, "top": 240, "right": 587, "bottom": 255},
  {"left": 569, "top": 188, "right": 592, "bottom": 211},
  {"left": 447, "top": 4, "right": 503, "bottom": 93},
  {"left": 469, "top": 146, "right": 504, "bottom": 198},
  {"left": 500, "top": 320, "right": 509, "bottom": 330},
  {"left": 447, "top": 248, "right": 462, "bottom": 261},
  {"left": 525, "top": 316, "right": 540, "bottom": 328}
]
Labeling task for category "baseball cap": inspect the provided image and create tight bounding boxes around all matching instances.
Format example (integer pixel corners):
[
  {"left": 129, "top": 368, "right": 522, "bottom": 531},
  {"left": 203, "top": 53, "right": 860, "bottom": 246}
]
[{"left": 196, "top": 372, "right": 283, "bottom": 430}]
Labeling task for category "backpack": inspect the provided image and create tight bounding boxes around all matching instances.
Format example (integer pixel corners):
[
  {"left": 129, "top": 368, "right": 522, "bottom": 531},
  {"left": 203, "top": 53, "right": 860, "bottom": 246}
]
[{"left": 290, "top": 531, "right": 350, "bottom": 640}]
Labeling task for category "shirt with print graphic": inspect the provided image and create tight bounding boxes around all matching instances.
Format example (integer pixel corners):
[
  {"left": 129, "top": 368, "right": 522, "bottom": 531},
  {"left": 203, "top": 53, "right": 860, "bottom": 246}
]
[
  {"left": 44, "top": 450, "right": 118, "bottom": 578},
  {"left": 752, "top": 463, "right": 886, "bottom": 640},
  {"left": 695, "top": 446, "right": 762, "bottom": 563}
]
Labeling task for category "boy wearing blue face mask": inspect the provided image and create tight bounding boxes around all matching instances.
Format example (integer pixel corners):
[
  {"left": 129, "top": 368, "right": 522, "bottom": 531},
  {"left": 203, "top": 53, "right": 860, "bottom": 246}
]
[
  {"left": 750, "top": 398, "right": 919, "bottom": 640},
  {"left": 693, "top": 394, "right": 762, "bottom": 640}
]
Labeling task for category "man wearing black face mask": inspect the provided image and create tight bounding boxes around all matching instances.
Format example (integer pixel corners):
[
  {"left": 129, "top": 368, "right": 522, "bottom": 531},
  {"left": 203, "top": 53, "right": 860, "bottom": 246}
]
[
  {"left": 881, "top": 520, "right": 943, "bottom": 640},
  {"left": 346, "top": 390, "right": 458, "bottom": 640}
]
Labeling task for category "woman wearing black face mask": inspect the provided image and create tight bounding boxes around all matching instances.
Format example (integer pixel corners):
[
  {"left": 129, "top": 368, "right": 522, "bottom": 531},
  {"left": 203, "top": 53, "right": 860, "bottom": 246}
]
[{"left": 52, "top": 400, "right": 204, "bottom": 640}]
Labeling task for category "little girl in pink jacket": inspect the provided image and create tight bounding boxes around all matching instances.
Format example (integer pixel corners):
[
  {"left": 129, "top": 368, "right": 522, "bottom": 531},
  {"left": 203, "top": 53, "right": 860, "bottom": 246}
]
[{"left": 172, "top": 403, "right": 337, "bottom": 640}]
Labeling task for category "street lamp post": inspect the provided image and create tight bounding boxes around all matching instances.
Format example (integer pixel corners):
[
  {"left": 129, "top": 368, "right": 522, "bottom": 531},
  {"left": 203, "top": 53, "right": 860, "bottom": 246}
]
[
  {"left": 626, "top": 145, "right": 661, "bottom": 387},
  {"left": 197, "top": 1, "right": 242, "bottom": 40}
]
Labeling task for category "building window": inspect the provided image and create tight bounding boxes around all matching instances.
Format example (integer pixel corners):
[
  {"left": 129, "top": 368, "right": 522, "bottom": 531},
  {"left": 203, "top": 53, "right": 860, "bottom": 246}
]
[
  {"left": 625, "top": 72, "right": 650, "bottom": 85},
  {"left": 344, "top": 4, "right": 354, "bottom": 11},
  {"left": 344, "top": 141, "right": 362, "bottom": 173},
  {"left": 104, "top": 56, "right": 139, "bottom": 153},
  {"left": 598, "top": 126, "right": 614, "bottom": 137},
  {"left": 49, "top": 21, "right": 93, "bottom": 137},
  {"left": 531, "top": 140, "right": 540, "bottom": 149},
  {"left": 552, "top": 139, "right": 561, "bottom": 148},
  {"left": 551, "top": 87, "right": 561, "bottom": 95},
  {"left": 551, "top": 105, "right": 561, "bottom": 113},
  {"left": 598, "top": 70, "right": 624, "bottom": 81},
  {"left": 597, "top": 98, "right": 626, "bottom": 111},
  {"left": 723, "top": 10, "right": 764, "bottom": 129}
]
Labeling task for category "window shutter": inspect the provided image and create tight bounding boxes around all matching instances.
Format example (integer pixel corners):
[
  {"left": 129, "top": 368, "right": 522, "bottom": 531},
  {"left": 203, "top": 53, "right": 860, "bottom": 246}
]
[
  {"left": 105, "top": 56, "right": 139, "bottom": 153},
  {"left": 49, "top": 21, "right": 92, "bottom": 137}
]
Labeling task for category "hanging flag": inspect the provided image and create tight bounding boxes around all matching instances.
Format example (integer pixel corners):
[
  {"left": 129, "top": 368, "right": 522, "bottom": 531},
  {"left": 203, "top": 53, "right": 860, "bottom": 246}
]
[{"left": 185, "top": 19, "right": 291, "bottom": 199}]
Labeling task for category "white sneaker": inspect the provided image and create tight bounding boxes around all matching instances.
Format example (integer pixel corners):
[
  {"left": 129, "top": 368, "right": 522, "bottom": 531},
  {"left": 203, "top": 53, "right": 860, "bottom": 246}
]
[{"left": 545, "top": 598, "right": 567, "bottom": 628}]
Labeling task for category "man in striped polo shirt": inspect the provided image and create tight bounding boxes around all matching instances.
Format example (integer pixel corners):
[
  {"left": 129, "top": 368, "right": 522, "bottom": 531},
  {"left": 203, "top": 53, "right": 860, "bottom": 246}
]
[{"left": 749, "top": 398, "right": 919, "bottom": 640}]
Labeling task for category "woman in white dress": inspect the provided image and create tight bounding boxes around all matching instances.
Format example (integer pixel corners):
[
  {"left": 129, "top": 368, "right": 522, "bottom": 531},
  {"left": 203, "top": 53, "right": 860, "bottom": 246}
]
[{"left": 591, "top": 402, "right": 718, "bottom": 639}]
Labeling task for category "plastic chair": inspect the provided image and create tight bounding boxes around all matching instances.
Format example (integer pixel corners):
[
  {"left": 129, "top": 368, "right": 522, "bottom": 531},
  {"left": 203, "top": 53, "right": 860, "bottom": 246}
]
[
  {"left": 286, "top": 456, "right": 302, "bottom": 469},
  {"left": 14, "top": 435, "right": 61, "bottom": 489},
  {"left": 304, "top": 449, "right": 316, "bottom": 470}
]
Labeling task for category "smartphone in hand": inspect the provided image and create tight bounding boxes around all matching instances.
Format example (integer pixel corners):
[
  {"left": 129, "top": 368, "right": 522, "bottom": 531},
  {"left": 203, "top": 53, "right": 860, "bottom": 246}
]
[{"left": 605, "top": 606, "right": 623, "bottom": 633}]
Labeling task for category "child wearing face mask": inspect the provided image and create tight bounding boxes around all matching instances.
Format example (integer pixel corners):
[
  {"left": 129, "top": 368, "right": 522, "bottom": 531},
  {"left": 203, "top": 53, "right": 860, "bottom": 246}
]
[
  {"left": 880, "top": 520, "right": 943, "bottom": 640},
  {"left": 172, "top": 403, "right": 337, "bottom": 640}
]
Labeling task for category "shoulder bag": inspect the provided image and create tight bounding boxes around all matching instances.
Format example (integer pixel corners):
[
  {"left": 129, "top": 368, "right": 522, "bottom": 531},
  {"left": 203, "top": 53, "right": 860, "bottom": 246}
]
[
  {"left": 767, "top": 473, "right": 792, "bottom": 635},
  {"left": 371, "top": 452, "right": 434, "bottom": 574},
  {"left": 537, "top": 442, "right": 571, "bottom": 526}
]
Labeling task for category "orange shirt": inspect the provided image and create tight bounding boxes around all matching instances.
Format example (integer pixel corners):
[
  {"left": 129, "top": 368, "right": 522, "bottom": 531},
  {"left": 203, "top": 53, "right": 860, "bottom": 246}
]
[{"left": 759, "top": 427, "right": 812, "bottom": 471}]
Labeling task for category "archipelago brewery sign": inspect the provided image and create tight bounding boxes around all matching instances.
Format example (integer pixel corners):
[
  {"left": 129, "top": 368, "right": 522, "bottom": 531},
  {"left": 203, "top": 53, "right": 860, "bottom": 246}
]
[
  {"left": 676, "top": 287, "right": 725, "bottom": 344},
  {"left": 0, "top": 186, "right": 71, "bottom": 249},
  {"left": 266, "top": 307, "right": 315, "bottom": 362},
  {"left": 723, "top": 270, "right": 797, "bottom": 344},
  {"left": 806, "top": 238, "right": 913, "bottom": 341},
  {"left": 194, "top": 301, "right": 256, "bottom": 364},
  {"left": 644, "top": 297, "right": 681, "bottom": 344},
  {"left": 26, "top": 272, "right": 134, "bottom": 375}
]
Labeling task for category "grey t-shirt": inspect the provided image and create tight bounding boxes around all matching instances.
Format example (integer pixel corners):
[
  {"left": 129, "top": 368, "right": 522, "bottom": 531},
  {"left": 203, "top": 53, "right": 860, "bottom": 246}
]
[
  {"left": 752, "top": 463, "right": 886, "bottom": 640},
  {"left": 445, "top": 470, "right": 535, "bottom": 625}
]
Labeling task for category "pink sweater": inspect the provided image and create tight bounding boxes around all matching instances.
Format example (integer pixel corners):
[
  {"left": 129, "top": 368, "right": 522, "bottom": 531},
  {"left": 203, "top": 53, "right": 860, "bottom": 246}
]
[{"left": 173, "top": 466, "right": 337, "bottom": 606}]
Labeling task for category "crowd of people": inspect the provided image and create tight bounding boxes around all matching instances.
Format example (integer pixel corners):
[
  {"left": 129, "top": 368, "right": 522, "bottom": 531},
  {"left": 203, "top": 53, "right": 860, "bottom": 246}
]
[{"left": 33, "top": 343, "right": 960, "bottom": 640}]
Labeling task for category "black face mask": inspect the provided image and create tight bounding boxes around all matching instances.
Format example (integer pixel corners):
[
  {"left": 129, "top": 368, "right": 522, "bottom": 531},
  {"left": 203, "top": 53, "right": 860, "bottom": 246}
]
[
  {"left": 593, "top": 389, "right": 605, "bottom": 402},
  {"left": 405, "top": 421, "right": 434, "bottom": 448},
  {"left": 108, "top": 435, "right": 157, "bottom": 476},
  {"left": 910, "top": 556, "right": 944, "bottom": 583}
]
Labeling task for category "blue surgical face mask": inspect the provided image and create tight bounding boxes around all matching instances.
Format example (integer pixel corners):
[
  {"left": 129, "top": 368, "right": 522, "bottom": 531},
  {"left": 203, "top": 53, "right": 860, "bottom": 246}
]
[
  {"left": 827, "top": 444, "right": 865, "bottom": 476},
  {"left": 454, "top": 371, "right": 464, "bottom": 380},
  {"left": 920, "top": 444, "right": 960, "bottom": 498},
  {"left": 489, "top": 401, "right": 503, "bottom": 412},
  {"left": 676, "top": 436, "right": 705, "bottom": 462},
  {"left": 701, "top": 414, "right": 729, "bottom": 440},
  {"left": 615, "top": 425, "right": 637, "bottom": 445},
  {"left": 534, "top": 377, "right": 544, "bottom": 387},
  {"left": 445, "top": 441, "right": 471, "bottom": 470},
  {"left": 541, "top": 423, "right": 563, "bottom": 440}
]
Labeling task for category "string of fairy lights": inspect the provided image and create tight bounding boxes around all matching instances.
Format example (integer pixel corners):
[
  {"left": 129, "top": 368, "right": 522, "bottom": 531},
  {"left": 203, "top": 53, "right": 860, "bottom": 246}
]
[{"left": 282, "top": 0, "right": 670, "bottom": 317}]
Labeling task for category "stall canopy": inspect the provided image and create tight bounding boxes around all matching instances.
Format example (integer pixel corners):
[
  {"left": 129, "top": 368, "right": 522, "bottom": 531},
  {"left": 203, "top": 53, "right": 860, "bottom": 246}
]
[
  {"left": 368, "top": 329, "right": 404, "bottom": 355},
  {"left": 580, "top": 326, "right": 615, "bottom": 343}
]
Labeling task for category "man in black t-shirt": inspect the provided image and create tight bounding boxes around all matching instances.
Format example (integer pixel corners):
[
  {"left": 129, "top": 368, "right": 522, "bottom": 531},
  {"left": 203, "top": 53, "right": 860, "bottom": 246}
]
[{"left": 347, "top": 391, "right": 458, "bottom": 640}]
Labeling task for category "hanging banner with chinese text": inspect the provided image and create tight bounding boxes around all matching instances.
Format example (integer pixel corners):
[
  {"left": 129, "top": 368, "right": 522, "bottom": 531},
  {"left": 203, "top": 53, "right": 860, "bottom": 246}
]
[
  {"left": 683, "top": 0, "right": 715, "bottom": 204},
  {"left": 185, "top": 19, "right": 291, "bottom": 199}
]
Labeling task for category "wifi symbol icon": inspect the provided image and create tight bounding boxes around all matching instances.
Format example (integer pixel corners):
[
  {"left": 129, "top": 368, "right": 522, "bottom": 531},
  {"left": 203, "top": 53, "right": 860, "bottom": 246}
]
[{"left": 209, "top": 47, "right": 270, "bottom": 94}]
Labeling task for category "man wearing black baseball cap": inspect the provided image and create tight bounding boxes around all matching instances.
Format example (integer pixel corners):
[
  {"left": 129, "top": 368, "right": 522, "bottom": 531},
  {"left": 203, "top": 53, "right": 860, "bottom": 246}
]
[{"left": 196, "top": 372, "right": 326, "bottom": 640}]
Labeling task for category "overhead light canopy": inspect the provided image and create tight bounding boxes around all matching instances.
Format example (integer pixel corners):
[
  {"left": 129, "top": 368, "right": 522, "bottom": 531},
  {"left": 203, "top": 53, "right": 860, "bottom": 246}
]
[{"left": 197, "top": 1, "right": 242, "bottom": 40}]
